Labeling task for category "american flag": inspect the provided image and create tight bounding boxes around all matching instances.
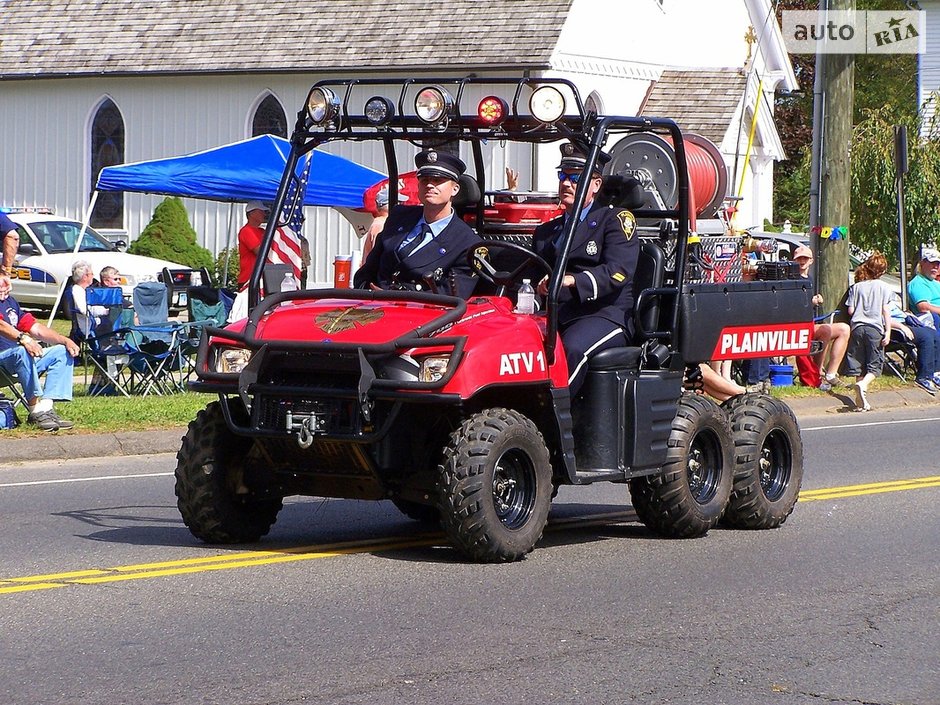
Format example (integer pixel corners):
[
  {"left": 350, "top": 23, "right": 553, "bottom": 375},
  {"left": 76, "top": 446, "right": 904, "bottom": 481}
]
[{"left": 269, "top": 154, "right": 309, "bottom": 281}]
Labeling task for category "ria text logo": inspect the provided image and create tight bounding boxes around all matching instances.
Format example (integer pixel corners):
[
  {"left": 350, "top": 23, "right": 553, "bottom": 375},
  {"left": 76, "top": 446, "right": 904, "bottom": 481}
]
[{"left": 782, "top": 11, "right": 925, "bottom": 54}]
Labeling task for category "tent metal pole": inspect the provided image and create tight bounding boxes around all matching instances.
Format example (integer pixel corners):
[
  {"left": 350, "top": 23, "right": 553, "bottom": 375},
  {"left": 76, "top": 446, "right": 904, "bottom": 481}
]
[{"left": 47, "top": 190, "right": 99, "bottom": 325}]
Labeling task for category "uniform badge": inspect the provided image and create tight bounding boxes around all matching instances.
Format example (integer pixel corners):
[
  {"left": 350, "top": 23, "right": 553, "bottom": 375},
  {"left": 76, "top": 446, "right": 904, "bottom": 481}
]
[
  {"left": 428, "top": 151, "right": 438, "bottom": 163},
  {"left": 612, "top": 272, "right": 626, "bottom": 283},
  {"left": 616, "top": 210, "right": 636, "bottom": 240},
  {"left": 586, "top": 240, "right": 598, "bottom": 256}
]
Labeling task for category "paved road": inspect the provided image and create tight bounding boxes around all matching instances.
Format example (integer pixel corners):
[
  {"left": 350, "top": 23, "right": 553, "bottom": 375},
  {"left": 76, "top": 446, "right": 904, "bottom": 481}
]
[{"left": 1, "top": 407, "right": 938, "bottom": 705}]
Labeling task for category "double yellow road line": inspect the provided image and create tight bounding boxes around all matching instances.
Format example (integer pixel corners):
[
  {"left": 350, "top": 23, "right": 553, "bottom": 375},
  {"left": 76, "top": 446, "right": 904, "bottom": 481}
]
[{"left": 2, "top": 476, "right": 937, "bottom": 596}]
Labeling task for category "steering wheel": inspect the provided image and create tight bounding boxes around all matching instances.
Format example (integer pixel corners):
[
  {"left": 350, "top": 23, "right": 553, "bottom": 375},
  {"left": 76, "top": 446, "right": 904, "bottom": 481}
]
[{"left": 467, "top": 240, "right": 553, "bottom": 297}]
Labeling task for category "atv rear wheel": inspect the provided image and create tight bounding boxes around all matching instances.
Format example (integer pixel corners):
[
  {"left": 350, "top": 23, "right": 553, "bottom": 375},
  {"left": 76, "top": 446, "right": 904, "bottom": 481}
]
[
  {"left": 630, "top": 394, "right": 733, "bottom": 538},
  {"left": 721, "top": 394, "right": 803, "bottom": 529},
  {"left": 437, "top": 408, "right": 552, "bottom": 562},
  {"left": 175, "top": 401, "right": 283, "bottom": 543}
]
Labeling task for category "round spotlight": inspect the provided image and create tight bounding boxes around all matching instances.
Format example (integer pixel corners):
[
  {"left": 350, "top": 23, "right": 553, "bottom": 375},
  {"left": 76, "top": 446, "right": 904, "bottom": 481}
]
[
  {"left": 529, "top": 86, "right": 566, "bottom": 124},
  {"left": 364, "top": 95, "right": 395, "bottom": 125},
  {"left": 414, "top": 86, "right": 454, "bottom": 125},
  {"left": 477, "top": 96, "right": 508, "bottom": 126},
  {"left": 307, "top": 87, "right": 340, "bottom": 125}
]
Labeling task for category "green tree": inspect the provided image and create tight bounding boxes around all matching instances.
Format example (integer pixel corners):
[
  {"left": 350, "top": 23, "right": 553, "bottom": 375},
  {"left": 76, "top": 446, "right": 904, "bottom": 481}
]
[
  {"left": 773, "top": 0, "right": 917, "bottom": 223},
  {"left": 851, "top": 99, "right": 940, "bottom": 275},
  {"left": 214, "top": 246, "right": 240, "bottom": 290},
  {"left": 129, "top": 197, "right": 214, "bottom": 270}
]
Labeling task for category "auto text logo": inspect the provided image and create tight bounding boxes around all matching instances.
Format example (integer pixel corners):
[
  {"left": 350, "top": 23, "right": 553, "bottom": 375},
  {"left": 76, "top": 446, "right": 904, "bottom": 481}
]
[{"left": 781, "top": 11, "right": 925, "bottom": 54}]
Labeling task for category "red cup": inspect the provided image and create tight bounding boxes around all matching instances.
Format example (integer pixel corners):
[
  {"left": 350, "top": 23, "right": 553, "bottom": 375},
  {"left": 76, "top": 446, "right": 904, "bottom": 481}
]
[{"left": 333, "top": 255, "right": 352, "bottom": 288}]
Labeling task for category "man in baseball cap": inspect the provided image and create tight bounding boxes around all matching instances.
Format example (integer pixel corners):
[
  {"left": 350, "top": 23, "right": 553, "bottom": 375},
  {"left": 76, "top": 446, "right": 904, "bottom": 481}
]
[
  {"left": 909, "top": 245, "right": 940, "bottom": 328},
  {"left": 354, "top": 150, "right": 481, "bottom": 297},
  {"left": 238, "top": 201, "right": 271, "bottom": 288}
]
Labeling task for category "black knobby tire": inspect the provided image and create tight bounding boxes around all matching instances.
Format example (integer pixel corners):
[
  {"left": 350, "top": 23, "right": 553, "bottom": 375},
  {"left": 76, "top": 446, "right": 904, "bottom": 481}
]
[
  {"left": 175, "top": 401, "right": 283, "bottom": 543},
  {"left": 437, "top": 408, "right": 553, "bottom": 563},
  {"left": 629, "top": 394, "right": 734, "bottom": 538},
  {"left": 391, "top": 498, "right": 440, "bottom": 524},
  {"left": 721, "top": 393, "right": 803, "bottom": 529}
]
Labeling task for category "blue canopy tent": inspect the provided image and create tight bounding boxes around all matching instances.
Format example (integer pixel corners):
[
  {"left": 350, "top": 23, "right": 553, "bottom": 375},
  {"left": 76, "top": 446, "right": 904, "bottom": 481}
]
[{"left": 96, "top": 134, "right": 384, "bottom": 208}]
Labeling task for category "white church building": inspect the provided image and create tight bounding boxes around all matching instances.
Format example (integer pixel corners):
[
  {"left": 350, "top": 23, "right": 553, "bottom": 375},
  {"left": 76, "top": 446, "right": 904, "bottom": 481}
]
[{"left": 0, "top": 0, "right": 796, "bottom": 285}]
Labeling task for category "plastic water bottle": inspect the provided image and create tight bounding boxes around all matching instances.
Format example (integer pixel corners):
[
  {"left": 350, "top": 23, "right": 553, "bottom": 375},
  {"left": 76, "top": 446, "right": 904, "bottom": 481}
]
[
  {"left": 515, "top": 279, "right": 535, "bottom": 314},
  {"left": 280, "top": 272, "right": 300, "bottom": 293}
]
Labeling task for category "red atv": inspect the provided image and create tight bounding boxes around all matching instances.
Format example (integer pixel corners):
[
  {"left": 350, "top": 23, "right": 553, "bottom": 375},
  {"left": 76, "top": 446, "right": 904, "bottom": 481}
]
[{"left": 176, "top": 78, "right": 814, "bottom": 562}]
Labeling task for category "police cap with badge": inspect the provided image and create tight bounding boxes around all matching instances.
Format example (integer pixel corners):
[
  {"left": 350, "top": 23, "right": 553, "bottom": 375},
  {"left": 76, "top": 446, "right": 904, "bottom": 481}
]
[
  {"left": 415, "top": 150, "right": 466, "bottom": 181},
  {"left": 558, "top": 141, "right": 612, "bottom": 175}
]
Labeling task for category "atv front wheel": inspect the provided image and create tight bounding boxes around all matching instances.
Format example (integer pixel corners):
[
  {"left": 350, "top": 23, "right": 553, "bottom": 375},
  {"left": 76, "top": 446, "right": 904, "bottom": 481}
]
[
  {"left": 437, "top": 408, "right": 552, "bottom": 562},
  {"left": 630, "top": 394, "right": 733, "bottom": 538},
  {"left": 721, "top": 394, "right": 803, "bottom": 529},
  {"left": 175, "top": 401, "right": 283, "bottom": 543}
]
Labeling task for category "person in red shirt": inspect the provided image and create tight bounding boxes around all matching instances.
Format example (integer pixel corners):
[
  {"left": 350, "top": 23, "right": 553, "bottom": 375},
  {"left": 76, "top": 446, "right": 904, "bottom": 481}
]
[
  {"left": 0, "top": 277, "right": 79, "bottom": 430},
  {"left": 237, "top": 201, "right": 270, "bottom": 288}
]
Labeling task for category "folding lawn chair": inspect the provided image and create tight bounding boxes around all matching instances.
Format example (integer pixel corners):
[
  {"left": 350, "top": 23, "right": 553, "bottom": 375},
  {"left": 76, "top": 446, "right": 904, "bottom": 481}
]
[
  {"left": 0, "top": 367, "right": 28, "bottom": 408},
  {"left": 125, "top": 282, "right": 193, "bottom": 395},
  {"left": 883, "top": 328, "right": 919, "bottom": 381},
  {"left": 65, "top": 286, "right": 135, "bottom": 397}
]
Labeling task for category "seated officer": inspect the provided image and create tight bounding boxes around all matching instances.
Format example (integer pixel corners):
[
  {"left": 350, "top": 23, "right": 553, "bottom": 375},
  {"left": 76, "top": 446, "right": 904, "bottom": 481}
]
[
  {"left": 354, "top": 150, "right": 482, "bottom": 298},
  {"left": 532, "top": 141, "right": 640, "bottom": 397}
]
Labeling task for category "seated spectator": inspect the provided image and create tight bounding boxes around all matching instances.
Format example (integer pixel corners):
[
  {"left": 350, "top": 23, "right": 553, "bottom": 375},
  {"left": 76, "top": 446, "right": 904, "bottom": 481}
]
[
  {"left": 845, "top": 251, "right": 893, "bottom": 412},
  {"left": 908, "top": 247, "right": 940, "bottom": 329},
  {"left": 887, "top": 292, "right": 940, "bottom": 393},
  {"left": 99, "top": 265, "right": 122, "bottom": 289},
  {"left": 791, "top": 245, "right": 850, "bottom": 391},
  {"left": 691, "top": 363, "right": 746, "bottom": 402},
  {"left": 0, "top": 278, "right": 79, "bottom": 430},
  {"left": 70, "top": 260, "right": 113, "bottom": 339}
]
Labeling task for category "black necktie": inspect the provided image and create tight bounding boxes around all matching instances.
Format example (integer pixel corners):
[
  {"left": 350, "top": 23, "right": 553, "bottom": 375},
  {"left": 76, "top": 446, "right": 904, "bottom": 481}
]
[{"left": 400, "top": 223, "right": 432, "bottom": 259}]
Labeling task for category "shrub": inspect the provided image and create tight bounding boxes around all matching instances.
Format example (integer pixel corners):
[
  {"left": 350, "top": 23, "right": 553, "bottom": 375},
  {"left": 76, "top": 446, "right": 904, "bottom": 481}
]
[
  {"left": 129, "top": 197, "right": 214, "bottom": 270},
  {"left": 214, "top": 246, "right": 240, "bottom": 290}
]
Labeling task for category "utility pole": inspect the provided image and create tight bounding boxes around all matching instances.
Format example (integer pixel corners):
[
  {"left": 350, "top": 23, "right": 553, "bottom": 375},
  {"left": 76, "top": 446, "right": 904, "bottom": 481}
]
[{"left": 809, "top": 0, "right": 854, "bottom": 317}]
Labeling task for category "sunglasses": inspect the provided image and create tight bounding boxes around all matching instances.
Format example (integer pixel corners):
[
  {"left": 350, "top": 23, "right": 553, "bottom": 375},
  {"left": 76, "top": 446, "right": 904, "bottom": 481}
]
[{"left": 557, "top": 170, "right": 584, "bottom": 184}]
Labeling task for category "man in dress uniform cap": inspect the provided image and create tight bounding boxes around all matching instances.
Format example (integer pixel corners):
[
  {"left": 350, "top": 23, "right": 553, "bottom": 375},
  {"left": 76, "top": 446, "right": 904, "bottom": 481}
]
[
  {"left": 354, "top": 150, "right": 481, "bottom": 297},
  {"left": 532, "top": 140, "right": 639, "bottom": 396}
]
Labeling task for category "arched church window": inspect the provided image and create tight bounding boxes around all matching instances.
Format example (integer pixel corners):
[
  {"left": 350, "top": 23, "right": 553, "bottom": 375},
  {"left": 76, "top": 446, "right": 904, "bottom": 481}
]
[
  {"left": 90, "top": 98, "right": 124, "bottom": 229},
  {"left": 252, "top": 94, "right": 288, "bottom": 138}
]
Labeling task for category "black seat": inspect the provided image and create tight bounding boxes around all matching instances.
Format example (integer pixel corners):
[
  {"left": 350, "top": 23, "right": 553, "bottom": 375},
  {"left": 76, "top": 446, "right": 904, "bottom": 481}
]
[
  {"left": 452, "top": 174, "right": 482, "bottom": 214},
  {"left": 595, "top": 174, "right": 646, "bottom": 211},
  {"left": 588, "top": 239, "right": 666, "bottom": 371}
]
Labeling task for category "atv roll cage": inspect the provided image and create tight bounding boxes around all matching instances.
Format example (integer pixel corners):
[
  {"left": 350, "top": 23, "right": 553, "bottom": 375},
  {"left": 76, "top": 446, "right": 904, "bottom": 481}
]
[{"left": 247, "top": 76, "right": 692, "bottom": 361}]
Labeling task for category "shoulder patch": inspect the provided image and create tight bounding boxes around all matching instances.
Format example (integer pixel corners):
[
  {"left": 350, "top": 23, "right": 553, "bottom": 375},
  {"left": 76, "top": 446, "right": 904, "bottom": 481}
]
[{"left": 616, "top": 210, "right": 636, "bottom": 240}]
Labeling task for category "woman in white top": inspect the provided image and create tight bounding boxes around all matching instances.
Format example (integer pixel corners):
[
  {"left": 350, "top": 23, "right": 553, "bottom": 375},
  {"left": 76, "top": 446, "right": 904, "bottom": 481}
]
[{"left": 69, "top": 260, "right": 110, "bottom": 339}]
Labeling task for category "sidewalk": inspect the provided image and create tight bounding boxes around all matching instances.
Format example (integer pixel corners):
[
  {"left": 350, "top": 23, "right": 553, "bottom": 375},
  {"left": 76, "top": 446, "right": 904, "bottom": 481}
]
[{"left": 2, "top": 387, "right": 937, "bottom": 465}]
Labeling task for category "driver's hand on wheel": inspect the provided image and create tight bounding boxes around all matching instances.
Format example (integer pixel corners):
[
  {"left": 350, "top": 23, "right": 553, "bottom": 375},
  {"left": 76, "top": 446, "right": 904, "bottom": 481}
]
[{"left": 537, "top": 274, "right": 574, "bottom": 296}]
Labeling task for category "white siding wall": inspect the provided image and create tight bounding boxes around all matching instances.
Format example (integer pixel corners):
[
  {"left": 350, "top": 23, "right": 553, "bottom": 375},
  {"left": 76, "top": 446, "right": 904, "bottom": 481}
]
[{"left": 919, "top": 1, "right": 940, "bottom": 128}]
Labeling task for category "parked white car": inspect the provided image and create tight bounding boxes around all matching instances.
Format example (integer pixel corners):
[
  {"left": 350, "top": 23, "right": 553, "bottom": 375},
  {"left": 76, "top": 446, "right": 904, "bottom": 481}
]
[{"left": 4, "top": 210, "right": 190, "bottom": 310}]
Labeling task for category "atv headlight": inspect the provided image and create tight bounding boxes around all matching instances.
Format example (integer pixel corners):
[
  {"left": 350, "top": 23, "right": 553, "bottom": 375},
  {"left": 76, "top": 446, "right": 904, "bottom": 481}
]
[
  {"left": 419, "top": 355, "right": 450, "bottom": 383},
  {"left": 529, "top": 85, "right": 566, "bottom": 124},
  {"left": 215, "top": 346, "right": 253, "bottom": 375},
  {"left": 307, "top": 87, "right": 341, "bottom": 125},
  {"left": 415, "top": 86, "right": 453, "bottom": 126}
]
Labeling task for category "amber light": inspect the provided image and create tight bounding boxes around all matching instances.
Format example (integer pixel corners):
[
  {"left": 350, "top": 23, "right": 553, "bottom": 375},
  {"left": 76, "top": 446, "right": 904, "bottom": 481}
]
[{"left": 477, "top": 96, "right": 508, "bottom": 125}]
